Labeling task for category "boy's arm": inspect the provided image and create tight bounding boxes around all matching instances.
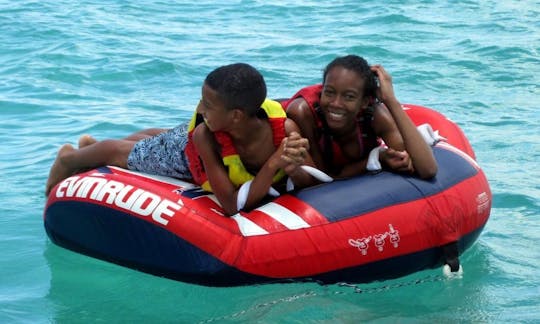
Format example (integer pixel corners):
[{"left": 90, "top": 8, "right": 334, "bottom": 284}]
[
  {"left": 192, "top": 123, "right": 285, "bottom": 216},
  {"left": 192, "top": 123, "right": 238, "bottom": 215}
]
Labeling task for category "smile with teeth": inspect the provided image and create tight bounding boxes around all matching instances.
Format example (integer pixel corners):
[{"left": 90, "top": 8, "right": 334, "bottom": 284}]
[{"left": 326, "top": 109, "right": 346, "bottom": 121}]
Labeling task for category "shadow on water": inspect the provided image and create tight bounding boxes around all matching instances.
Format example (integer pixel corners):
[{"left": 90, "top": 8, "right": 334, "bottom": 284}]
[{"left": 44, "top": 239, "right": 499, "bottom": 323}]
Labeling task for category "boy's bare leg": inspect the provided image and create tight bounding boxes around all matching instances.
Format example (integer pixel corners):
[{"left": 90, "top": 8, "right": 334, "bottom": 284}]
[
  {"left": 76, "top": 129, "right": 167, "bottom": 149},
  {"left": 45, "top": 139, "right": 135, "bottom": 196},
  {"left": 123, "top": 128, "right": 168, "bottom": 141},
  {"left": 78, "top": 134, "right": 97, "bottom": 148},
  {"left": 45, "top": 144, "right": 77, "bottom": 196}
]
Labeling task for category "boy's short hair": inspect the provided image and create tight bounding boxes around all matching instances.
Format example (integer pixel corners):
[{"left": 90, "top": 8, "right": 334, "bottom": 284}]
[{"left": 205, "top": 63, "right": 267, "bottom": 117}]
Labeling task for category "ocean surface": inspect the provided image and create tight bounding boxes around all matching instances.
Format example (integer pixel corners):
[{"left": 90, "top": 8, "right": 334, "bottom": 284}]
[{"left": 1, "top": 0, "right": 539, "bottom": 323}]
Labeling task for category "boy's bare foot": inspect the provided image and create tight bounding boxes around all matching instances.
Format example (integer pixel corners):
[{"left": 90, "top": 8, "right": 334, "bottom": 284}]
[
  {"left": 78, "top": 134, "right": 97, "bottom": 148},
  {"left": 45, "top": 144, "right": 76, "bottom": 196}
]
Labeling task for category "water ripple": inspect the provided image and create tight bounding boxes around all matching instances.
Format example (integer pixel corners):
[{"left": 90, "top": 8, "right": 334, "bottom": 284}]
[{"left": 1, "top": 1, "right": 539, "bottom": 322}]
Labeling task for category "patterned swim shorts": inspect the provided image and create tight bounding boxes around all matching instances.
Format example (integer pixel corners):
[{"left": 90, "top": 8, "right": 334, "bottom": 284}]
[{"left": 127, "top": 122, "right": 192, "bottom": 179}]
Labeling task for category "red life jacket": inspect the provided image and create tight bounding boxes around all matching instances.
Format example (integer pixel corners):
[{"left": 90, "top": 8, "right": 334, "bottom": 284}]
[
  {"left": 282, "top": 84, "right": 380, "bottom": 169},
  {"left": 185, "top": 99, "right": 287, "bottom": 192}
]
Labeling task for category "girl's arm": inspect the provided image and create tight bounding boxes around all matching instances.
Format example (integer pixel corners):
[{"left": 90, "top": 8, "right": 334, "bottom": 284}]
[
  {"left": 372, "top": 65, "right": 438, "bottom": 179},
  {"left": 285, "top": 98, "right": 327, "bottom": 172}
]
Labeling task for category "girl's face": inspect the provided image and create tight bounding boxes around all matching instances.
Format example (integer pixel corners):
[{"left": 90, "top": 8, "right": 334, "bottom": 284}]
[
  {"left": 320, "top": 66, "right": 369, "bottom": 134},
  {"left": 197, "top": 83, "right": 234, "bottom": 132}
]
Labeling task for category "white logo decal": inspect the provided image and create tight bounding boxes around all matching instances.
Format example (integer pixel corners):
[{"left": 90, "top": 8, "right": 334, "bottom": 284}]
[
  {"left": 55, "top": 176, "right": 183, "bottom": 226},
  {"left": 348, "top": 237, "right": 371, "bottom": 255},
  {"left": 349, "top": 224, "right": 400, "bottom": 255},
  {"left": 387, "top": 224, "right": 400, "bottom": 248},
  {"left": 476, "top": 191, "right": 490, "bottom": 215}
]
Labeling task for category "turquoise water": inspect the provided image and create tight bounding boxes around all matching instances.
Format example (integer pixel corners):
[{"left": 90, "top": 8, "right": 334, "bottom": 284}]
[{"left": 1, "top": 0, "right": 539, "bottom": 322}]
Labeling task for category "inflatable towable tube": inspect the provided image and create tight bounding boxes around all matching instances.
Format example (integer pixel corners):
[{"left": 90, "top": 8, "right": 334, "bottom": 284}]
[{"left": 44, "top": 104, "right": 491, "bottom": 286}]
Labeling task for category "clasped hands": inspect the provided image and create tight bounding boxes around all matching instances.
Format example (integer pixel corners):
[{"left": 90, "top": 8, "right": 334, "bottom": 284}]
[{"left": 278, "top": 132, "right": 310, "bottom": 175}]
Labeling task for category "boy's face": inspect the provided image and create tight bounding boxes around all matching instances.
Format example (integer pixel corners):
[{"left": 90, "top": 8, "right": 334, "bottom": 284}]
[
  {"left": 320, "top": 66, "right": 369, "bottom": 134},
  {"left": 197, "top": 83, "right": 233, "bottom": 132}
]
